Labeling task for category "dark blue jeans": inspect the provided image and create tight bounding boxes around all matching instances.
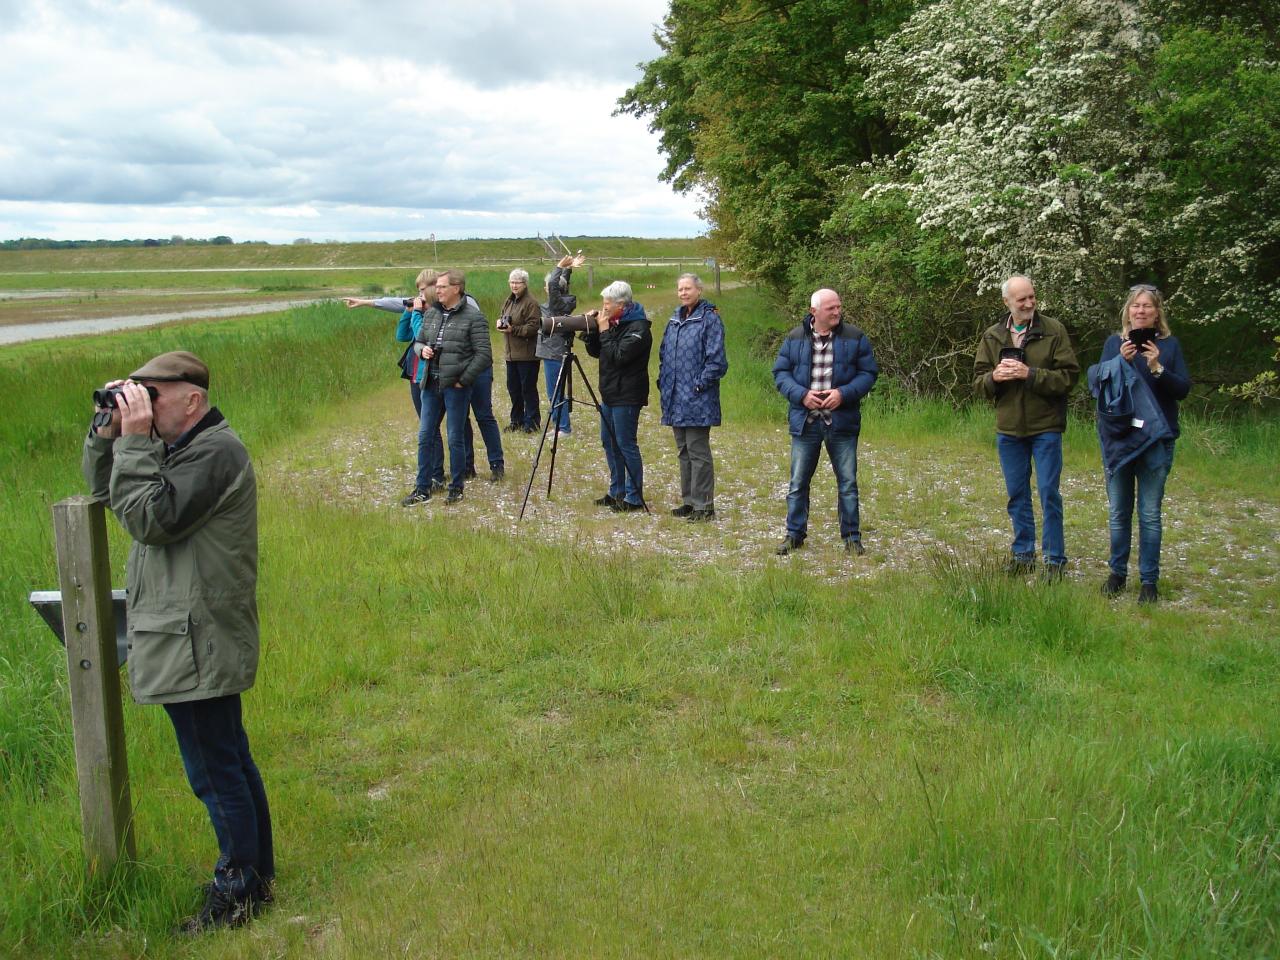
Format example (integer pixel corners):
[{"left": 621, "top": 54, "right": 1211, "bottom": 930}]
[
  {"left": 469, "top": 366, "right": 504, "bottom": 469},
  {"left": 420, "top": 381, "right": 474, "bottom": 492},
  {"left": 410, "top": 381, "right": 444, "bottom": 489},
  {"left": 164, "top": 694, "right": 273, "bottom": 897},
  {"left": 599, "top": 402, "right": 644, "bottom": 504},
  {"left": 1107, "top": 438, "right": 1174, "bottom": 584},
  {"left": 995, "top": 431, "right": 1065, "bottom": 566},
  {"left": 506, "top": 360, "right": 541, "bottom": 430},
  {"left": 543, "top": 359, "right": 571, "bottom": 433},
  {"left": 786, "top": 418, "right": 860, "bottom": 542}
]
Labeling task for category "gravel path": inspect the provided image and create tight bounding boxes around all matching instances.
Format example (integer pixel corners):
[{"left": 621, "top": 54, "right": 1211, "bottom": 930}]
[{"left": 267, "top": 396, "right": 1280, "bottom": 614}]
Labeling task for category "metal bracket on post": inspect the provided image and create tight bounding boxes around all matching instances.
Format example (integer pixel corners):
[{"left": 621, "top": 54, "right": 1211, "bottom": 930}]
[{"left": 50, "top": 496, "right": 135, "bottom": 875}]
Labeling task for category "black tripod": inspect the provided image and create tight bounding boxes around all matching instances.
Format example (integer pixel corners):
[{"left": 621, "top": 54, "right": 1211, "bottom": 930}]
[{"left": 519, "top": 343, "right": 649, "bottom": 520}]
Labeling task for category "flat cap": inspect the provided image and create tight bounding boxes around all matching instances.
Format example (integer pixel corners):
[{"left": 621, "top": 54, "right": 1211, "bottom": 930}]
[{"left": 129, "top": 351, "right": 210, "bottom": 390}]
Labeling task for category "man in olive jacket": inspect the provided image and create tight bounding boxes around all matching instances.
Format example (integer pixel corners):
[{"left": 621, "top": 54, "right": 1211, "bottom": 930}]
[
  {"left": 414, "top": 268, "right": 495, "bottom": 502},
  {"left": 974, "top": 275, "right": 1081, "bottom": 575},
  {"left": 82, "top": 351, "right": 272, "bottom": 932}
]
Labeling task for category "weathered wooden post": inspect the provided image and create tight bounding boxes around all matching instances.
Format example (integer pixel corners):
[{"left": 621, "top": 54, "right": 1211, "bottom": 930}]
[{"left": 51, "top": 495, "right": 135, "bottom": 874}]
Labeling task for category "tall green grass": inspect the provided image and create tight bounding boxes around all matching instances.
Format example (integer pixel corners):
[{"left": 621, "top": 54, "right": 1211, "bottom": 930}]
[{"left": 1, "top": 287, "right": 1277, "bottom": 957}]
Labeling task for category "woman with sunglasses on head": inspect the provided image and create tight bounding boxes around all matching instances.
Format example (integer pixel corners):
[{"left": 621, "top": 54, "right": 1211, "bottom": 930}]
[{"left": 1098, "top": 284, "right": 1191, "bottom": 603}]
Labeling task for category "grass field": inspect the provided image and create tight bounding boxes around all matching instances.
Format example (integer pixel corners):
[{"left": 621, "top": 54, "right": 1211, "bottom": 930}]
[
  {"left": 0, "top": 273, "right": 1277, "bottom": 957},
  {"left": 0, "top": 238, "right": 719, "bottom": 328}
]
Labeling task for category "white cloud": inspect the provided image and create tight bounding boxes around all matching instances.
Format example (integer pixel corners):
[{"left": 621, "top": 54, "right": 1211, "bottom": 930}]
[{"left": 0, "top": 0, "right": 701, "bottom": 241}]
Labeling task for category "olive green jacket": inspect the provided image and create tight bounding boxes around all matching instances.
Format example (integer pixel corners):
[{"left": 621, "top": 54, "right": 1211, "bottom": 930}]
[
  {"left": 499, "top": 290, "right": 542, "bottom": 362},
  {"left": 82, "top": 410, "right": 259, "bottom": 705},
  {"left": 973, "top": 312, "right": 1080, "bottom": 436}
]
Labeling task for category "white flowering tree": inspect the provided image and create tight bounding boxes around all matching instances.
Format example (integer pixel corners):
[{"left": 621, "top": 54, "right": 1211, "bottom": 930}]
[
  {"left": 860, "top": 0, "right": 1280, "bottom": 339},
  {"left": 860, "top": 0, "right": 1169, "bottom": 329}
]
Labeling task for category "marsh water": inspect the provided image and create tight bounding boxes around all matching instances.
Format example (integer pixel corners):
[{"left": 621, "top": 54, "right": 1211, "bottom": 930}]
[{"left": 0, "top": 299, "right": 326, "bottom": 345}]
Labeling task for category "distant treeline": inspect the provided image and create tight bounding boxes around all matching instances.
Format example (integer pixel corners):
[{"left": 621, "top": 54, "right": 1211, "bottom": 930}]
[{"left": 1, "top": 236, "right": 236, "bottom": 250}]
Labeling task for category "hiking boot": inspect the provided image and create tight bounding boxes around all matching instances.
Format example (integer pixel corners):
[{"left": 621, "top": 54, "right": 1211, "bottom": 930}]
[
  {"left": 489, "top": 466, "right": 505, "bottom": 482},
  {"left": 671, "top": 504, "right": 694, "bottom": 518},
  {"left": 614, "top": 499, "right": 645, "bottom": 512},
  {"left": 1101, "top": 573, "right": 1126, "bottom": 597},
  {"left": 200, "top": 875, "right": 274, "bottom": 909},
  {"left": 428, "top": 480, "right": 446, "bottom": 494},
  {"left": 1041, "top": 561, "right": 1066, "bottom": 583},
  {"left": 688, "top": 508, "right": 716, "bottom": 523},
  {"left": 775, "top": 535, "right": 804, "bottom": 556},
  {"left": 1005, "top": 554, "right": 1036, "bottom": 576},
  {"left": 464, "top": 467, "right": 478, "bottom": 480},
  {"left": 1138, "top": 582, "right": 1158, "bottom": 605},
  {"left": 179, "top": 882, "right": 254, "bottom": 934},
  {"left": 844, "top": 537, "right": 865, "bottom": 556},
  {"left": 400, "top": 488, "right": 431, "bottom": 506},
  {"left": 445, "top": 489, "right": 464, "bottom": 505},
  {"left": 594, "top": 494, "right": 618, "bottom": 508}
]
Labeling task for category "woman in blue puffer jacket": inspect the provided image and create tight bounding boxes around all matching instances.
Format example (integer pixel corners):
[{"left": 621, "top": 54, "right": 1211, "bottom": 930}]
[{"left": 657, "top": 273, "right": 728, "bottom": 521}]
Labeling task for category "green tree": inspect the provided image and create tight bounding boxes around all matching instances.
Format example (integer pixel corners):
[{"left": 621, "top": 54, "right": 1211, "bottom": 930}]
[{"left": 618, "top": 0, "right": 912, "bottom": 286}]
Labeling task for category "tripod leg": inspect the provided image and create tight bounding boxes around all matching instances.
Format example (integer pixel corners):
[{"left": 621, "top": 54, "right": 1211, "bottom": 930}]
[
  {"left": 545, "top": 357, "right": 572, "bottom": 496},
  {"left": 519, "top": 355, "right": 571, "bottom": 521}
]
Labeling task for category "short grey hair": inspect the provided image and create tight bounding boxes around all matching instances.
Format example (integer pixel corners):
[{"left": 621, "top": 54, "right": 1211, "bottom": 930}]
[
  {"left": 1001, "top": 274, "right": 1034, "bottom": 298},
  {"left": 810, "top": 288, "right": 839, "bottom": 309},
  {"left": 600, "top": 280, "right": 633, "bottom": 304},
  {"left": 509, "top": 268, "right": 529, "bottom": 284},
  {"left": 677, "top": 272, "right": 703, "bottom": 291}
]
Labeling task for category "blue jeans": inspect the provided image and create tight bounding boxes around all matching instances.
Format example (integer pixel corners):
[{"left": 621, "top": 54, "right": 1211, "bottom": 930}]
[
  {"left": 1107, "top": 439, "right": 1174, "bottom": 584},
  {"left": 543, "top": 359, "right": 571, "bottom": 433},
  {"left": 420, "top": 381, "right": 473, "bottom": 492},
  {"left": 785, "top": 418, "right": 860, "bottom": 542},
  {"left": 164, "top": 694, "right": 273, "bottom": 897},
  {"left": 469, "top": 366, "right": 504, "bottom": 469},
  {"left": 410, "top": 381, "right": 447, "bottom": 489},
  {"left": 995, "top": 431, "right": 1065, "bottom": 565},
  {"left": 506, "top": 360, "right": 541, "bottom": 430},
  {"left": 599, "top": 402, "right": 644, "bottom": 504}
]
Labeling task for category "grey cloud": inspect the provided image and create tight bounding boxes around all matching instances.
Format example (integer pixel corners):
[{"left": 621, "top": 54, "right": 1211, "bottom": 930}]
[
  {"left": 163, "top": 0, "right": 664, "bottom": 87},
  {"left": 1, "top": 2, "right": 702, "bottom": 240}
]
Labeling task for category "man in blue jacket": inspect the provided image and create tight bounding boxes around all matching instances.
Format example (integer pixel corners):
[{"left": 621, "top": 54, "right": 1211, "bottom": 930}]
[{"left": 772, "top": 288, "right": 878, "bottom": 555}]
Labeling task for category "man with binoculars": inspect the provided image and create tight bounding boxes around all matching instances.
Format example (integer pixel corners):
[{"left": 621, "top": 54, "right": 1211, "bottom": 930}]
[{"left": 83, "top": 350, "right": 273, "bottom": 933}]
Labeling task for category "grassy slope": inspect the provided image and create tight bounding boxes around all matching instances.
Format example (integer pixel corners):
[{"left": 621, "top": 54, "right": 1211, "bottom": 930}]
[
  {"left": 0, "top": 237, "right": 712, "bottom": 273},
  {"left": 0, "top": 285, "right": 1277, "bottom": 958}
]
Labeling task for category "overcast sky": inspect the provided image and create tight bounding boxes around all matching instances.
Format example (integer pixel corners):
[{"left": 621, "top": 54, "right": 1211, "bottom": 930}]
[{"left": 0, "top": 0, "right": 704, "bottom": 243}]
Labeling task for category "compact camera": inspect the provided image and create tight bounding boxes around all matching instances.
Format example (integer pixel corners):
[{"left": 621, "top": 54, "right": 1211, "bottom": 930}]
[{"left": 999, "top": 346, "right": 1026, "bottom": 363}]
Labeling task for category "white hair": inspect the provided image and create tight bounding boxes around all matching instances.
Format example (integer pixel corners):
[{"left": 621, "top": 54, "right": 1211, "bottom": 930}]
[
  {"left": 600, "top": 280, "right": 633, "bottom": 304},
  {"left": 809, "top": 288, "right": 838, "bottom": 309},
  {"left": 1001, "top": 274, "right": 1034, "bottom": 298},
  {"left": 509, "top": 268, "right": 529, "bottom": 284},
  {"left": 677, "top": 272, "right": 703, "bottom": 291}
]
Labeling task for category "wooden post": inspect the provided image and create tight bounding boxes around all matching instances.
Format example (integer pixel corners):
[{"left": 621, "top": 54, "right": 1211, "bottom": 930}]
[
  {"left": 714, "top": 261, "right": 721, "bottom": 296},
  {"left": 52, "top": 496, "right": 135, "bottom": 874},
  {"left": 587, "top": 263, "right": 595, "bottom": 290}
]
